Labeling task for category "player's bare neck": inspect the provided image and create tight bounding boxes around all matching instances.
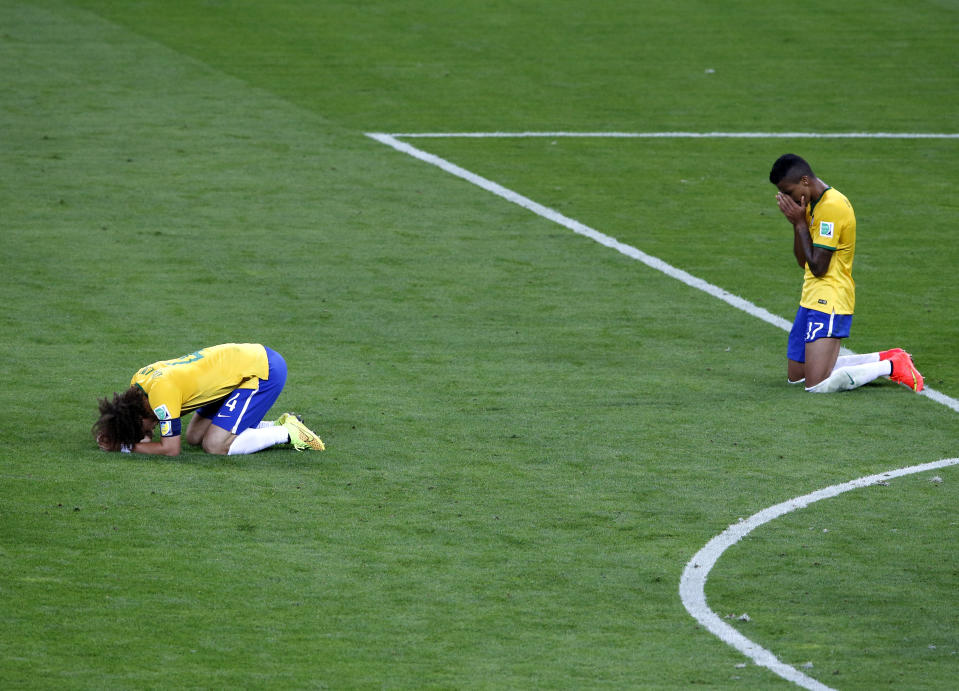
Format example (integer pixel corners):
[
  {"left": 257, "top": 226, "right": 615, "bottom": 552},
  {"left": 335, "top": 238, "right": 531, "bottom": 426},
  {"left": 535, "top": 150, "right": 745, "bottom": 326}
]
[{"left": 810, "top": 178, "right": 829, "bottom": 204}]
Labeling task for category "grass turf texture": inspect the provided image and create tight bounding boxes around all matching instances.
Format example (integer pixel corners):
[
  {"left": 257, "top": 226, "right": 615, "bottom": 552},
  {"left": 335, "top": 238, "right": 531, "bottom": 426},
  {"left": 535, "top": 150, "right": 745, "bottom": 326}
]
[{"left": 1, "top": 0, "right": 957, "bottom": 688}]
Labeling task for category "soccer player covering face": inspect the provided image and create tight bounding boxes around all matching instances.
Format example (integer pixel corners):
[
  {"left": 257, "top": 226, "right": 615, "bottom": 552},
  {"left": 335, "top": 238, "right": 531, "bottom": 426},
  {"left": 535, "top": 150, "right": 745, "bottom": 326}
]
[
  {"left": 769, "top": 154, "right": 924, "bottom": 393},
  {"left": 94, "top": 343, "right": 325, "bottom": 456}
]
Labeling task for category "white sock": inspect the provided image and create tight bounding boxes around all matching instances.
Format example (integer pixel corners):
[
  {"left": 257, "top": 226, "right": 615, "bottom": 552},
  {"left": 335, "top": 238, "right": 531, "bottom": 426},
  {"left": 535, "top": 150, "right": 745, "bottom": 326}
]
[
  {"left": 832, "top": 352, "right": 880, "bottom": 369},
  {"left": 806, "top": 360, "right": 893, "bottom": 393},
  {"left": 256, "top": 420, "right": 277, "bottom": 428},
  {"left": 227, "top": 426, "right": 290, "bottom": 455}
]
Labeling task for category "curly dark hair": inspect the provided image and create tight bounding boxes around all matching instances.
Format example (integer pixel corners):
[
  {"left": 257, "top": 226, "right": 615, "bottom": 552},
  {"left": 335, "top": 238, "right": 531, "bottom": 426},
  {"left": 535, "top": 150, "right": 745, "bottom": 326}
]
[{"left": 92, "top": 386, "right": 149, "bottom": 451}]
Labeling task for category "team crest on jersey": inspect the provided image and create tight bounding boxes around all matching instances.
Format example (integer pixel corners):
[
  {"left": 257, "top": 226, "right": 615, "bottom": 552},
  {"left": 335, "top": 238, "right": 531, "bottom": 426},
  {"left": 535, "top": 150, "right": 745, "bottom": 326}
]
[
  {"left": 819, "top": 221, "right": 834, "bottom": 239},
  {"left": 153, "top": 404, "right": 171, "bottom": 420}
]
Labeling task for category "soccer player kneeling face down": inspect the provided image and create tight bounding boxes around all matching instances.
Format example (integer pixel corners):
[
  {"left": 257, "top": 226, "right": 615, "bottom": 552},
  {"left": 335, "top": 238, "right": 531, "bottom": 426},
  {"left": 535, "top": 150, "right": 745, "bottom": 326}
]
[{"left": 93, "top": 343, "right": 324, "bottom": 456}]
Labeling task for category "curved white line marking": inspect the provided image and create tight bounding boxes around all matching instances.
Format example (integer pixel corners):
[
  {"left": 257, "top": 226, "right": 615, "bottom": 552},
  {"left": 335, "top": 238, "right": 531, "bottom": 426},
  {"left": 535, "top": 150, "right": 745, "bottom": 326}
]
[
  {"left": 366, "top": 131, "right": 959, "bottom": 685},
  {"left": 679, "top": 457, "right": 959, "bottom": 689}
]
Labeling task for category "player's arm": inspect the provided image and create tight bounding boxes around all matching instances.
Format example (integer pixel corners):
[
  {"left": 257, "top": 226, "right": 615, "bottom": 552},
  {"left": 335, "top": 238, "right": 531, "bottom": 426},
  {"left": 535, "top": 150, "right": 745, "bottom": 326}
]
[
  {"left": 792, "top": 225, "right": 833, "bottom": 276},
  {"left": 792, "top": 231, "right": 805, "bottom": 269},
  {"left": 777, "top": 192, "right": 832, "bottom": 276},
  {"left": 132, "top": 434, "right": 181, "bottom": 456}
]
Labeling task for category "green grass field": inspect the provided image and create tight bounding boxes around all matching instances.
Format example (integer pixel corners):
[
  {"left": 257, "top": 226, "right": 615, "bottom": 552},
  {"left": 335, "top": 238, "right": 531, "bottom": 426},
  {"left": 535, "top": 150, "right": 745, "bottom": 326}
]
[{"left": 2, "top": 0, "right": 957, "bottom": 688}]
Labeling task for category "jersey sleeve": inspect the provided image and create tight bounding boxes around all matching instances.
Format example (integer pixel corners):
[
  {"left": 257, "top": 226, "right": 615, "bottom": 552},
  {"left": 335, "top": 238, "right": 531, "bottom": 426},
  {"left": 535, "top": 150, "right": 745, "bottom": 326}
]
[
  {"left": 811, "top": 198, "right": 845, "bottom": 251},
  {"left": 145, "top": 378, "right": 183, "bottom": 437}
]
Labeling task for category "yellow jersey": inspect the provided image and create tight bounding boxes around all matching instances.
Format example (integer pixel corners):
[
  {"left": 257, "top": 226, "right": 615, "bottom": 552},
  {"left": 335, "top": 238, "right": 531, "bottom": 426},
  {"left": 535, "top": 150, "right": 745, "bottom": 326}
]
[
  {"left": 131, "top": 343, "right": 269, "bottom": 434},
  {"left": 800, "top": 187, "right": 856, "bottom": 314}
]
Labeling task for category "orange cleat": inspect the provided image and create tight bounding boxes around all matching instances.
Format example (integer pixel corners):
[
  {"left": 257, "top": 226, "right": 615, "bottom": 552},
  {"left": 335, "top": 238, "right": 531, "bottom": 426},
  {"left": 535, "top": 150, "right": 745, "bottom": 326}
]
[
  {"left": 879, "top": 347, "right": 906, "bottom": 360},
  {"left": 889, "top": 351, "right": 924, "bottom": 392}
]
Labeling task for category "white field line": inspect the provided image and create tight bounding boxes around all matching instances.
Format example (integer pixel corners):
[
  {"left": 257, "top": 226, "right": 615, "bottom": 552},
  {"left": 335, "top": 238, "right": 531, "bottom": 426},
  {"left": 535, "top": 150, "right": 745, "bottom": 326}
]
[
  {"left": 367, "top": 131, "right": 959, "bottom": 688},
  {"left": 386, "top": 131, "right": 959, "bottom": 139},
  {"left": 366, "top": 132, "right": 959, "bottom": 413},
  {"left": 680, "top": 457, "right": 959, "bottom": 691},
  {"left": 368, "top": 133, "right": 793, "bottom": 333}
]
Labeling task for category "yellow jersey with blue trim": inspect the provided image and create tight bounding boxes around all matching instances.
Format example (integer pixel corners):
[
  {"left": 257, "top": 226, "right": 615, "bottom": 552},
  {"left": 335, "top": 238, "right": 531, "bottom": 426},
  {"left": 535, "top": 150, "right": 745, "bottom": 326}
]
[
  {"left": 800, "top": 187, "right": 856, "bottom": 314},
  {"left": 131, "top": 343, "right": 269, "bottom": 434}
]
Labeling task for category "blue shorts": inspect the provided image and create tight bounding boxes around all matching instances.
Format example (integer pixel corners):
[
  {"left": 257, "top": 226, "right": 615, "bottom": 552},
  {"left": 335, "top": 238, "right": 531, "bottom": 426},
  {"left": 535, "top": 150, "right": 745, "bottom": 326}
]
[
  {"left": 787, "top": 307, "right": 853, "bottom": 363},
  {"left": 196, "top": 347, "right": 287, "bottom": 434}
]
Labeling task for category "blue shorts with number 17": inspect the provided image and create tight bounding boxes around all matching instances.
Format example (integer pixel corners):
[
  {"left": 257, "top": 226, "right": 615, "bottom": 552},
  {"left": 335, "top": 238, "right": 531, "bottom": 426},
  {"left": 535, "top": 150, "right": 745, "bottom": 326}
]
[{"left": 787, "top": 307, "right": 853, "bottom": 363}]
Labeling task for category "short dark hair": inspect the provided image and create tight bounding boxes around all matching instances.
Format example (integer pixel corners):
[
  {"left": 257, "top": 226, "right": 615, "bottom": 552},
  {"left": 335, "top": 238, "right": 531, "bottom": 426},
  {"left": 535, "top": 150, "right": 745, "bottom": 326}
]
[
  {"left": 769, "top": 154, "right": 814, "bottom": 185},
  {"left": 92, "top": 386, "right": 148, "bottom": 450}
]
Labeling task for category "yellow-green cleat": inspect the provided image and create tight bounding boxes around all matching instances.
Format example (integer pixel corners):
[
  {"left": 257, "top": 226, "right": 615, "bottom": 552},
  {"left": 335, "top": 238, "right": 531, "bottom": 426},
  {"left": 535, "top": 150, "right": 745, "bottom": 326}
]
[
  {"left": 273, "top": 412, "right": 295, "bottom": 426},
  {"left": 276, "top": 412, "right": 325, "bottom": 451}
]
